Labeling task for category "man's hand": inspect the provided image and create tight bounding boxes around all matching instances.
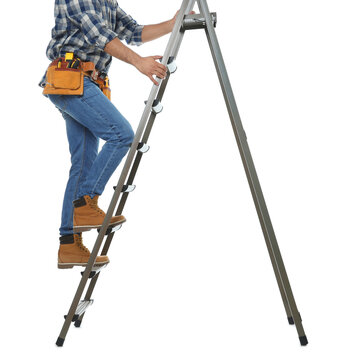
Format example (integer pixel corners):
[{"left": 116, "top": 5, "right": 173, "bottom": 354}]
[
  {"left": 169, "top": 10, "right": 196, "bottom": 31},
  {"left": 134, "top": 56, "right": 167, "bottom": 86},
  {"left": 104, "top": 38, "right": 167, "bottom": 85}
]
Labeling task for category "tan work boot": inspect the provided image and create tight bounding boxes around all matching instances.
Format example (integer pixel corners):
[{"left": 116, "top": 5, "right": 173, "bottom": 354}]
[
  {"left": 58, "top": 233, "right": 109, "bottom": 269},
  {"left": 73, "top": 195, "right": 126, "bottom": 232}
]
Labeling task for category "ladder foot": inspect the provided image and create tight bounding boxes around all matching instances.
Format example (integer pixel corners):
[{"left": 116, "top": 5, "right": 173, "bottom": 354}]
[
  {"left": 74, "top": 319, "right": 82, "bottom": 328},
  {"left": 56, "top": 337, "right": 65, "bottom": 347},
  {"left": 299, "top": 335, "right": 308, "bottom": 346}
]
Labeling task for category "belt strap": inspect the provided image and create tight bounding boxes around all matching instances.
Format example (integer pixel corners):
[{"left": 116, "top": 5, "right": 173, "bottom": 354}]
[
  {"left": 82, "top": 62, "right": 95, "bottom": 72},
  {"left": 82, "top": 70, "right": 108, "bottom": 88},
  {"left": 50, "top": 58, "right": 101, "bottom": 80}
]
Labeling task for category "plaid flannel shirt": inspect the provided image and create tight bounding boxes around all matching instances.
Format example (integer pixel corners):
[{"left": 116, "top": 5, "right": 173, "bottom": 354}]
[{"left": 45, "top": 0, "right": 144, "bottom": 75}]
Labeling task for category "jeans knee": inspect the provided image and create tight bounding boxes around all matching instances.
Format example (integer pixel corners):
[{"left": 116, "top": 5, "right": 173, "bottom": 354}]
[{"left": 109, "top": 124, "right": 134, "bottom": 147}]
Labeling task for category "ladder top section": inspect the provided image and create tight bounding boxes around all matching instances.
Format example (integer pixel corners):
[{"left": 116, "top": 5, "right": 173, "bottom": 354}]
[{"left": 182, "top": 12, "right": 217, "bottom": 30}]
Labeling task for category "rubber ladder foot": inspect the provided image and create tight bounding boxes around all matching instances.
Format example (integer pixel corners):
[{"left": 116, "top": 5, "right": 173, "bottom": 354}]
[
  {"left": 74, "top": 319, "right": 82, "bottom": 328},
  {"left": 299, "top": 335, "right": 308, "bottom": 346},
  {"left": 56, "top": 337, "right": 65, "bottom": 347}
]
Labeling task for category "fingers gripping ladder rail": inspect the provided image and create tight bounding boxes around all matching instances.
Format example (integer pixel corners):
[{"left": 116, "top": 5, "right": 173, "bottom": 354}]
[{"left": 56, "top": 0, "right": 308, "bottom": 347}]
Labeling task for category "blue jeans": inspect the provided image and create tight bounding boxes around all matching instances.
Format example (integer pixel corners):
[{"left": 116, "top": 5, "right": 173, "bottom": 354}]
[{"left": 48, "top": 77, "right": 135, "bottom": 236}]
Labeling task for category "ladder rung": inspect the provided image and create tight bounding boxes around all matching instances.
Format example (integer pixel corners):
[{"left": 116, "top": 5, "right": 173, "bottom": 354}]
[
  {"left": 113, "top": 184, "right": 136, "bottom": 193},
  {"left": 64, "top": 300, "right": 94, "bottom": 322},
  {"left": 111, "top": 223, "right": 122, "bottom": 232},
  {"left": 81, "top": 263, "right": 108, "bottom": 279},
  {"left": 137, "top": 142, "right": 150, "bottom": 153},
  {"left": 167, "top": 56, "right": 177, "bottom": 73},
  {"left": 144, "top": 99, "right": 163, "bottom": 114},
  {"left": 159, "top": 56, "right": 177, "bottom": 74},
  {"left": 76, "top": 300, "right": 94, "bottom": 316},
  {"left": 97, "top": 223, "right": 123, "bottom": 235}
]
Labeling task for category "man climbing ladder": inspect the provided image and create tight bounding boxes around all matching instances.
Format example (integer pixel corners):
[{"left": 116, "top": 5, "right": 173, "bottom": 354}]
[
  {"left": 40, "top": 0, "right": 188, "bottom": 269},
  {"left": 46, "top": 0, "right": 308, "bottom": 348}
]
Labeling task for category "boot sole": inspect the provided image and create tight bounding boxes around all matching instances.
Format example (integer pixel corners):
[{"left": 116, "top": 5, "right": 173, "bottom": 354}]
[
  {"left": 73, "top": 219, "right": 126, "bottom": 233},
  {"left": 58, "top": 260, "right": 109, "bottom": 269}
]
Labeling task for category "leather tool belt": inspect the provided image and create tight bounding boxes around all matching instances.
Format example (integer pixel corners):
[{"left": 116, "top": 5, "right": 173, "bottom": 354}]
[{"left": 42, "top": 56, "right": 111, "bottom": 101}]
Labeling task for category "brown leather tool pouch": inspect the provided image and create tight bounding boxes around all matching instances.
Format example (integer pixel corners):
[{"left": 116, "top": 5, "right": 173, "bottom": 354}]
[
  {"left": 42, "top": 58, "right": 111, "bottom": 100},
  {"left": 43, "top": 60, "right": 84, "bottom": 96}
]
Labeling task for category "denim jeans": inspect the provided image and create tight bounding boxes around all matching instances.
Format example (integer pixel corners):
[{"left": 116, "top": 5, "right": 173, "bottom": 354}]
[{"left": 48, "top": 77, "right": 135, "bottom": 236}]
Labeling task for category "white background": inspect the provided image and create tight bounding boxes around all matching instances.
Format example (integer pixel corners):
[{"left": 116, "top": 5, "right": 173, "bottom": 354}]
[{"left": 1, "top": 0, "right": 342, "bottom": 358}]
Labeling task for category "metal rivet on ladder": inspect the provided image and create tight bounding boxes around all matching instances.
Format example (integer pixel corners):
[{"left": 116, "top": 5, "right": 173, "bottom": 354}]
[
  {"left": 113, "top": 184, "right": 136, "bottom": 193},
  {"left": 137, "top": 142, "right": 150, "bottom": 153},
  {"left": 144, "top": 99, "right": 163, "bottom": 114}
]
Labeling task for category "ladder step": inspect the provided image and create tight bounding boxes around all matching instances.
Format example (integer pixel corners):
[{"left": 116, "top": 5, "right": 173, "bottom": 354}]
[
  {"left": 113, "top": 184, "right": 136, "bottom": 193},
  {"left": 159, "top": 56, "right": 177, "bottom": 74},
  {"left": 137, "top": 142, "right": 150, "bottom": 153},
  {"left": 111, "top": 223, "right": 122, "bottom": 232},
  {"left": 64, "top": 300, "right": 94, "bottom": 322},
  {"left": 81, "top": 263, "right": 108, "bottom": 279},
  {"left": 167, "top": 56, "right": 177, "bottom": 73},
  {"left": 97, "top": 223, "right": 123, "bottom": 235},
  {"left": 76, "top": 300, "right": 93, "bottom": 316},
  {"left": 144, "top": 99, "right": 163, "bottom": 114}
]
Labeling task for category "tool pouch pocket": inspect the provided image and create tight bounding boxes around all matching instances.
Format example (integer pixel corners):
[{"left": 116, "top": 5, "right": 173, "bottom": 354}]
[{"left": 43, "top": 65, "right": 84, "bottom": 96}]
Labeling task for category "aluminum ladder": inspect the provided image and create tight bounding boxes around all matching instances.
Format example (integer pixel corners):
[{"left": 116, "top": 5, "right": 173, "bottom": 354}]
[{"left": 56, "top": 0, "right": 308, "bottom": 347}]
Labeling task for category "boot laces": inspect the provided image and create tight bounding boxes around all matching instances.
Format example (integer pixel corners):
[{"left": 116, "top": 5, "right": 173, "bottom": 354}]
[
  {"left": 89, "top": 197, "right": 105, "bottom": 216},
  {"left": 74, "top": 235, "right": 90, "bottom": 254}
]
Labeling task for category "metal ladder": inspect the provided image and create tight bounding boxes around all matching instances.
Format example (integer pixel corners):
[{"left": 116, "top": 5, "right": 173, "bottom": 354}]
[{"left": 56, "top": 0, "right": 308, "bottom": 347}]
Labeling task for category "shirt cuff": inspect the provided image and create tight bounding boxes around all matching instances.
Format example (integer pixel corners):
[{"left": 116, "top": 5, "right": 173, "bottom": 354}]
[
  {"left": 95, "top": 27, "right": 118, "bottom": 50},
  {"left": 126, "top": 24, "right": 144, "bottom": 46}
]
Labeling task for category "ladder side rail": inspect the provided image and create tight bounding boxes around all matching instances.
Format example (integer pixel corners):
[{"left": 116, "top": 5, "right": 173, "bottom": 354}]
[
  {"left": 75, "top": 0, "right": 197, "bottom": 329},
  {"left": 75, "top": 75, "right": 172, "bottom": 328},
  {"left": 197, "top": 0, "right": 307, "bottom": 344},
  {"left": 196, "top": 0, "right": 291, "bottom": 317},
  {"left": 114, "top": 71, "right": 172, "bottom": 218}
]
